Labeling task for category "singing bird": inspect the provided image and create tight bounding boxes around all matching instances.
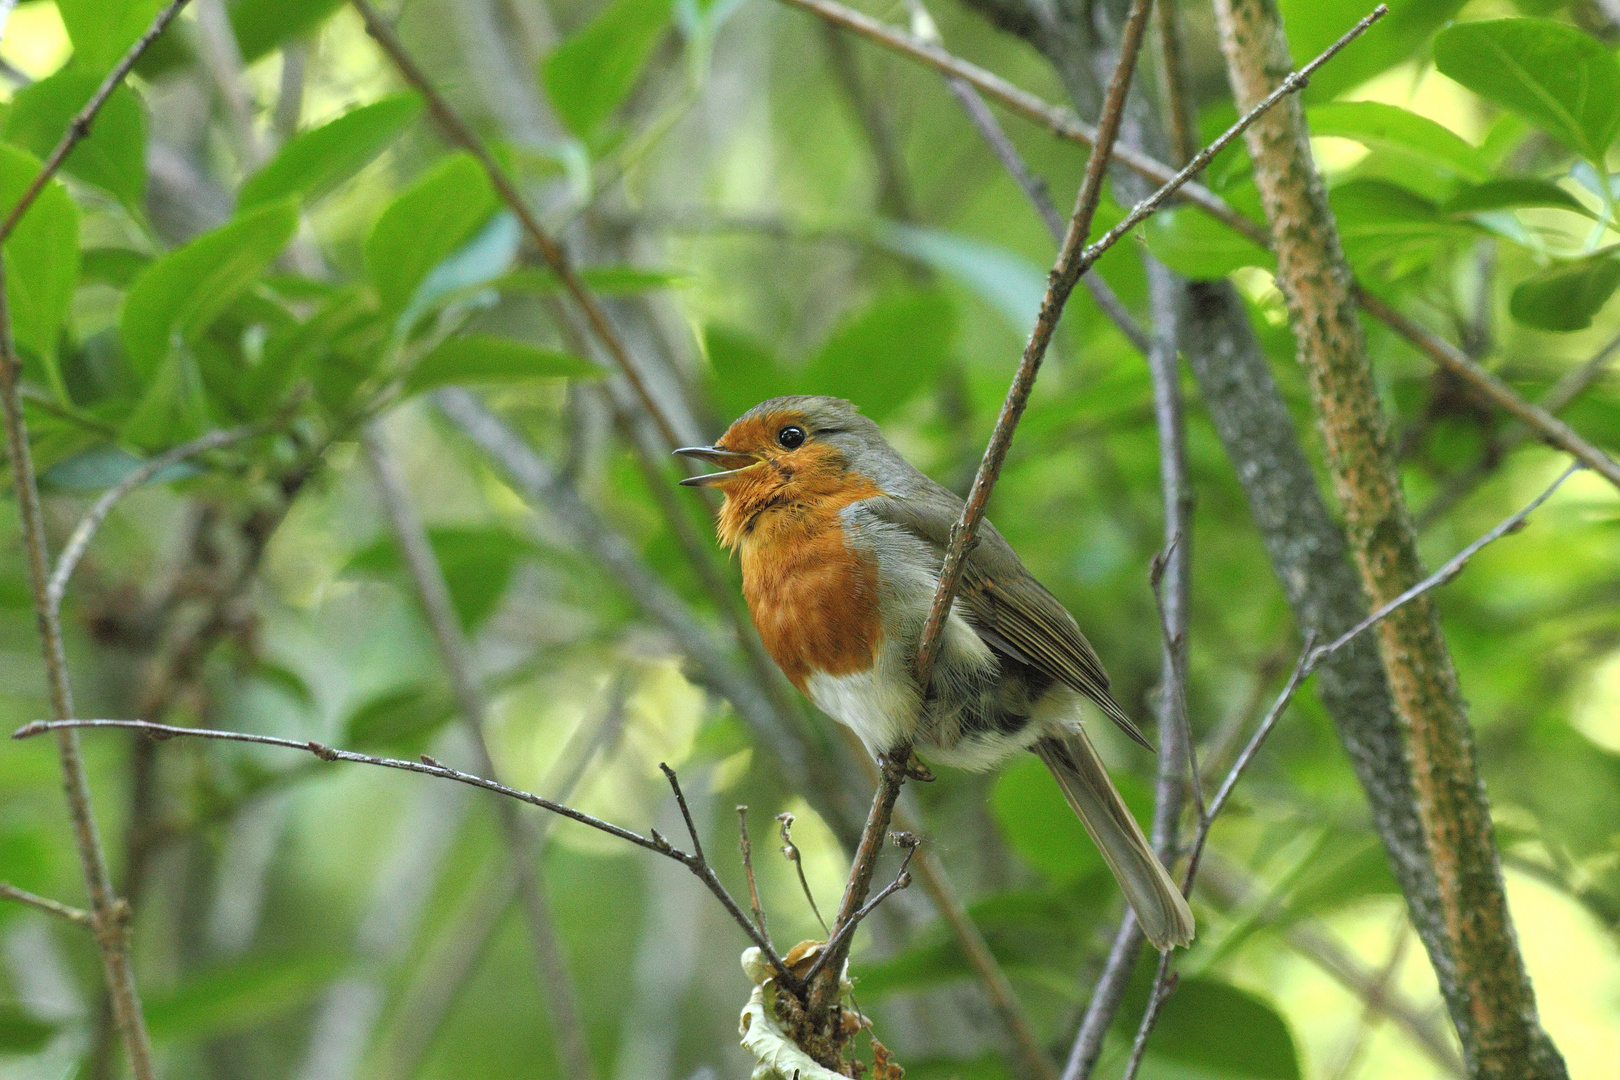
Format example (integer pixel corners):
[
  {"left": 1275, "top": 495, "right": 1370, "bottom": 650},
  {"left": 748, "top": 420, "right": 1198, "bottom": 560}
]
[{"left": 677, "top": 395, "right": 1194, "bottom": 950}]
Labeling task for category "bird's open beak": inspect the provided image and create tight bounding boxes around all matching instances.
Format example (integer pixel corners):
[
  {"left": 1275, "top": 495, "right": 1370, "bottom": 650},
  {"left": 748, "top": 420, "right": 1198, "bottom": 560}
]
[{"left": 673, "top": 446, "right": 761, "bottom": 487}]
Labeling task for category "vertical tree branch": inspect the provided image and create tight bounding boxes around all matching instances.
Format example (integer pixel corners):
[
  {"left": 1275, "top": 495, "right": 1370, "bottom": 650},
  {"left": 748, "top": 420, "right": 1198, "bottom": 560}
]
[
  {"left": 1209, "top": 3, "right": 1565, "bottom": 1077},
  {"left": 361, "top": 425, "right": 596, "bottom": 1080}
]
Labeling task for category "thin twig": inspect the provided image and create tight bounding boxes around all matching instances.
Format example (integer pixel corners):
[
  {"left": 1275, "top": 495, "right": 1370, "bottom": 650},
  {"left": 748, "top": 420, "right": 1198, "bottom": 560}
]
[
  {"left": 1356, "top": 289, "right": 1620, "bottom": 494},
  {"left": 13, "top": 718, "right": 802, "bottom": 992},
  {"left": 1418, "top": 330, "right": 1620, "bottom": 528},
  {"left": 0, "top": 0, "right": 192, "bottom": 242},
  {"left": 47, "top": 424, "right": 269, "bottom": 620},
  {"left": 902, "top": 0, "right": 1151, "bottom": 355},
  {"left": 913, "top": 0, "right": 1155, "bottom": 690},
  {"left": 777, "top": 811, "right": 829, "bottom": 934},
  {"left": 348, "top": 0, "right": 688, "bottom": 454},
  {"left": 802, "top": 832, "right": 919, "bottom": 987},
  {"left": 1, "top": 882, "right": 93, "bottom": 926},
  {"left": 738, "top": 806, "right": 772, "bottom": 946},
  {"left": 1153, "top": 0, "right": 1199, "bottom": 168},
  {"left": 660, "top": 762, "right": 708, "bottom": 865},
  {"left": 1149, "top": 535, "right": 1203, "bottom": 818},
  {"left": 1063, "top": 909, "right": 1142, "bottom": 1080},
  {"left": 1121, "top": 462, "right": 1581, "bottom": 1071}
]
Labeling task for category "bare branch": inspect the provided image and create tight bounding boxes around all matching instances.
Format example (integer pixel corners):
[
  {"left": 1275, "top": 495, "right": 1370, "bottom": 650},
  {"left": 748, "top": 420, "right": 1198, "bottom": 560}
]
[
  {"left": 12, "top": 717, "right": 802, "bottom": 991},
  {"left": 737, "top": 806, "right": 772, "bottom": 946},
  {"left": 912, "top": 0, "right": 1155, "bottom": 691},
  {"left": 801, "top": 832, "right": 919, "bottom": 988},
  {"left": 0, "top": 0, "right": 192, "bottom": 243},
  {"left": 1, "top": 882, "right": 93, "bottom": 926},
  {"left": 47, "top": 424, "right": 269, "bottom": 620}
]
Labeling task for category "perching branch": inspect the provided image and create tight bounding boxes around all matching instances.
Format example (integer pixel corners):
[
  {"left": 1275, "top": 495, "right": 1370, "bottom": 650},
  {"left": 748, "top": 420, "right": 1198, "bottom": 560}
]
[
  {"left": 778, "top": 0, "right": 1620, "bottom": 496},
  {"left": 348, "top": 0, "right": 690, "bottom": 454},
  {"left": 12, "top": 718, "right": 801, "bottom": 992}
]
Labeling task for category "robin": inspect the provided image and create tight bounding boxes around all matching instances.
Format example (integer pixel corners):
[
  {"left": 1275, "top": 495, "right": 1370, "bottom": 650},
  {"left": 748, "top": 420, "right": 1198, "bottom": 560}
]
[{"left": 676, "top": 395, "right": 1194, "bottom": 950}]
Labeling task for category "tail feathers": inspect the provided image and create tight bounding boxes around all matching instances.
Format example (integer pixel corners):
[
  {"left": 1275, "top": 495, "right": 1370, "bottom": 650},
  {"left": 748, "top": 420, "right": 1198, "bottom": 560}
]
[{"left": 1034, "top": 732, "right": 1195, "bottom": 950}]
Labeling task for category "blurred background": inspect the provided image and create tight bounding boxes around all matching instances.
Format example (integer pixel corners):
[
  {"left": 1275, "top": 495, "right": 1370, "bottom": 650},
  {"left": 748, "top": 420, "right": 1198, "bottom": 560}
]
[{"left": 0, "top": 1, "right": 1617, "bottom": 1078}]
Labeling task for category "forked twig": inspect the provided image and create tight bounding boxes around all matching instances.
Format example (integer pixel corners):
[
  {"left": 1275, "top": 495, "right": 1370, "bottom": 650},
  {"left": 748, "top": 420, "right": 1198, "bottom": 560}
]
[{"left": 801, "top": 832, "right": 919, "bottom": 987}]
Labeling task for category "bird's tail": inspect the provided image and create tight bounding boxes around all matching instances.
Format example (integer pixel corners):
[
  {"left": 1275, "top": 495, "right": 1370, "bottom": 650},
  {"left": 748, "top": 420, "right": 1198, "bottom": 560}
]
[{"left": 1034, "top": 731, "right": 1195, "bottom": 950}]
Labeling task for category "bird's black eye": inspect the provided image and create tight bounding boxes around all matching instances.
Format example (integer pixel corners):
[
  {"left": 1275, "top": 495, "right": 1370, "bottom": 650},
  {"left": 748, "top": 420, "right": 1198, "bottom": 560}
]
[{"left": 776, "top": 425, "right": 806, "bottom": 450}]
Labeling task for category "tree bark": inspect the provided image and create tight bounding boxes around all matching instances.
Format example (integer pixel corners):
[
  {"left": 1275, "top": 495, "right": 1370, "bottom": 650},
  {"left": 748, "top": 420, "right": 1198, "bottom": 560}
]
[{"left": 1208, "top": 3, "right": 1564, "bottom": 1077}]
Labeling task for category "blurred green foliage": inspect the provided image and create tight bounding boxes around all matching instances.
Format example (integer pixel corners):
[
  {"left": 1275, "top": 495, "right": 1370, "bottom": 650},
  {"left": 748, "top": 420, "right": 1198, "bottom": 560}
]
[{"left": 0, "top": 2, "right": 1615, "bottom": 1080}]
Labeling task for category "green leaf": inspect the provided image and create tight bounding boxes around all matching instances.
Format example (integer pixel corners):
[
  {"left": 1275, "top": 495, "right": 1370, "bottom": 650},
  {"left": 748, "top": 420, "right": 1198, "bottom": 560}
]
[
  {"left": 339, "top": 684, "right": 457, "bottom": 752},
  {"left": 803, "top": 287, "right": 956, "bottom": 420},
  {"left": 1444, "top": 178, "right": 1595, "bottom": 218},
  {"left": 1136, "top": 976, "right": 1301, "bottom": 1080},
  {"left": 704, "top": 325, "right": 793, "bottom": 422},
  {"left": 39, "top": 445, "right": 199, "bottom": 493},
  {"left": 120, "top": 199, "right": 301, "bottom": 381},
  {"left": 230, "top": 0, "right": 347, "bottom": 64},
  {"left": 57, "top": 0, "right": 167, "bottom": 72},
  {"left": 497, "top": 265, "right": 690, "bottom": 295},
  {"left": 347, "top": 526, "right": 536, "bottom": 632},
  {"left": 145, "top": 953, "right": 346, "bottom": 1041},
  {"left": 403, "top": 335, "right": 600, "bottom": 395},
  {"left": 991, "top": 755, "right": 1151, "bottom": 883},
  {"left": 0, "top": 144, "right": 81, "bottom": 398},
  {"left": 542, "top": 0, "right": 675, "bottom": 140},
  {"left": 5, "top": 70, "right": 146, "bottom": 207},
  {"left": 366, "top": 153, "right": 497, "bottom": 318},
  {"left": 1510, "top": 249, "right": 1620, "bottom": 332},
  {"left": 239, "top": 94, "right": 421, "bottom": 210},
  {"left": 120, "top": 350, "right": 211, "bottom": 450},
  {"left": 82, "top": 247, "right": 151, "bottom": 286},
  {"left": 0, "top": 1004, "right": 54, "bottom": 1053},
  {"left": 1435, "top": 19, "right": 1620, "bottom": 164},
  {"left": 1281, "top": 0, "right": 1467, "bottom": 103},
  {"left": 1307, "top": 101, "right": 1488, "bottom": 182},
  {"left": 1143, "top": 181, "right": 1272, "bottom": 278},
  {"left": 1329, "top": 179, "right": 1463, "bottom": 271}
]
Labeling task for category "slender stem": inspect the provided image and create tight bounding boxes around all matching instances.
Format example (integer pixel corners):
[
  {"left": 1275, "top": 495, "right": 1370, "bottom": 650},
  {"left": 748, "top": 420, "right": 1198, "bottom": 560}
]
[
  {"left": 913, "top": 0, "right": 1155, "bottom": 690},
  {"left": 13, "top": 716, "right": 802, "bottom": 991},
  {"left": 737, "top": 806, "right": 772, "bottom": 945},
  {"left": 349, "top": 0, "right": 688, "bottom": 454},
  {"left": 1153, "top": 0, "right": 1198, "bottom": 167},
  {"left": 1, "top": 882, "right": 93, "bottom": 925},
  {"left": 801, "top": 833, "right": 918, "bottom": 987},
  {"left": 48, "top": 424, "right": 268, "bottom": 620},
  {"left": 1063, "top": 910, "right": 1142, "bottom": 1080}
]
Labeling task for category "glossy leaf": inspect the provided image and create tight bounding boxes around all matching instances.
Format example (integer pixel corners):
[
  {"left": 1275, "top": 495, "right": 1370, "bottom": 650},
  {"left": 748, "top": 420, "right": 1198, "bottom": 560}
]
[
  {"left": 1510, "top": 250, "right": 1620, "bottom": 332},
  {"left": 366, "top": 153, "right": 497, "bottom": 317},
  {"left": 1435, "top": 19, "right": 1620, "bottom": 163},
  {"left": 1444, "top": 178, "right": 1594, "bottom": 218},
  {"left": 1308, "top": 101, "right": 1488, "bottom": 182},
  {"left": 542, "top": 0, "right": 675, "bottom": 140},
  {"left": 0, "top": 144, "right": 81, "bottom": 397},
  {"left": 1329, "top": 179, "right": 1464, "bottom": 271},
  {"left": 5, "top": 70, "right": 146, "bottom": 207},
  {"left": 875, "top": 223, "right": 1047, "bottom": 333},
  {"left": 403, "top": 335, "right": 600, "bottom": 395},
  {"left": 120, "top": 199, "right": 300, "bottom": 380},
  {"left": 1135, "top": 975, "right": 1302, "bottom": 1080},
  {"left": 803, "top": 287, "right": 956, "bottom": 420},
  {"left": 239, "top": 94, "right": 421, "bottom": 210},
  {"left": 230, "top": 0, "right": 347, "bottom": 64}
]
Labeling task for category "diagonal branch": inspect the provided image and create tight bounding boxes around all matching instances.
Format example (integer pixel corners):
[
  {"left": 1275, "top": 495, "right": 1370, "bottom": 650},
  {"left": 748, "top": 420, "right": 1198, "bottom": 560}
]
[{"left": 1, "top": 882, "right": 93, "bottom": 926}]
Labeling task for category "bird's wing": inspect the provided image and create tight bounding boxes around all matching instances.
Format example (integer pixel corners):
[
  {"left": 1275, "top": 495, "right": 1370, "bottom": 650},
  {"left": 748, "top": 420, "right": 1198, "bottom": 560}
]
[{"left": 859, "top": 492, "right": 1152, "bottom": 749}]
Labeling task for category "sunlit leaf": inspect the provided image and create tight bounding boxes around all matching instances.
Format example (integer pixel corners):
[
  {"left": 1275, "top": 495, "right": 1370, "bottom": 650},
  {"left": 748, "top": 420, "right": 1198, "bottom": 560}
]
[
  {"left": 5, "top": 70, "right": 146, "bottom": 207},
  {"left": 56, "top": 0, "right": 167, "bottom": 73},
  {"left": 1282, "top": 0, "right": 1467, "bottom": 103},
  {"left": 230, "top": 0, "right": 346, "bottom": 63},
  {"left": 1143, "top": 181, "right": 1272, "bottom": 278},
  {"left": 875, "top": 223, "right": 1047, "bottom": 334},
  {"left": 366, "top": 152, "right": 497, "bottom": 317},
  {"left": 1435, "top": 19, "right": 1620, "bottom": 164},
  {"left": 1308, "top": 101, "right": 1488, "bottom": 182},
  {"left": 542, "top": 0, "right": 675, "bottom": 140},
  {"left": 1510, "top": 249, "right": 1620, "bottom": 332},
  {"left": 120, "top": 198, "right": 300, "bottom": 380},
  {"left": 403, "top": 335, "right": 601, "bottom": 395},
  {"left": 239, "top": 94, "right": 421, "bottom": 210},
  {"left": 1444, "top": 178, "right": 1595, "bottom": 219}
]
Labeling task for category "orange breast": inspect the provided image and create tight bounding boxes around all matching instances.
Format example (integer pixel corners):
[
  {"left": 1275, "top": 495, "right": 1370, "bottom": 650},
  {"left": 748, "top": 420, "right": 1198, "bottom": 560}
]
[{"left": 739, "top": 497, "right": 883, "bottom": 692}]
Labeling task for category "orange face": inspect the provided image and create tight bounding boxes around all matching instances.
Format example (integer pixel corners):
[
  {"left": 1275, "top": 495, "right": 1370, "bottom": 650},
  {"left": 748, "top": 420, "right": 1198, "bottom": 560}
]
[{"left": 676, "top": 410, "right": 879, "bottom": 550}]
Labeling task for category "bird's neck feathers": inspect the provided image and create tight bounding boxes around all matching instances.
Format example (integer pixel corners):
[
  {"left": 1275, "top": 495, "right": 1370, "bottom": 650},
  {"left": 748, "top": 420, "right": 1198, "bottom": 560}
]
[{"left": 715, "top": 446, "right": 882, "bottom": 551}]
